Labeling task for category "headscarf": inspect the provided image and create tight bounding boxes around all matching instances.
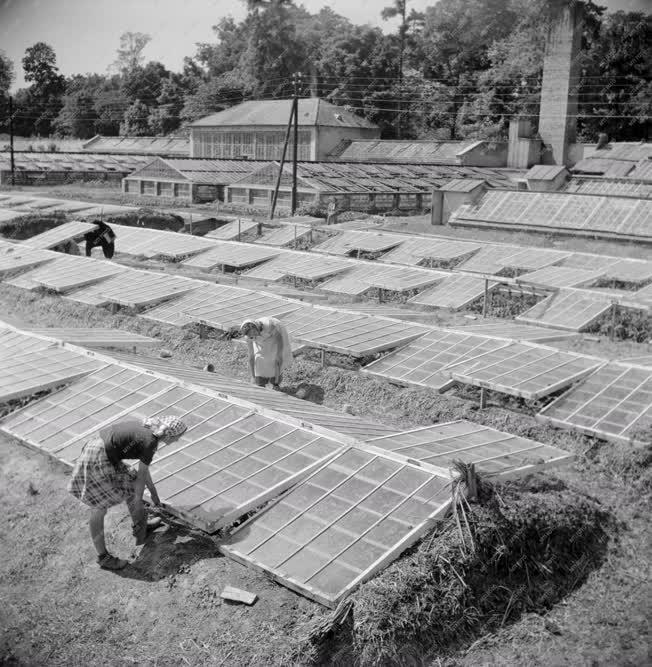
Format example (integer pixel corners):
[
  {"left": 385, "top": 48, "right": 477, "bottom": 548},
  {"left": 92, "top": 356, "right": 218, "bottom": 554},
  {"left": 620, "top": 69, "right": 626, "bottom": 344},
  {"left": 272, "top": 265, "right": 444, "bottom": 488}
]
[
  {"left": 240, "top": 319, "right": 262, "bottom": 337},
  {"left": 143, "top": 415, "right": 187, "bottom": 439}
]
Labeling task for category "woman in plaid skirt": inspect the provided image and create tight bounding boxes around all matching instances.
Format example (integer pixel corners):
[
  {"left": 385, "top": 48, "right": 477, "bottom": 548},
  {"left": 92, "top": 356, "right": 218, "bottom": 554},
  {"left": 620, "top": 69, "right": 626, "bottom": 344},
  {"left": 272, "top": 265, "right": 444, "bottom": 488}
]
[{"left": 68, "top": 415, "right": 187, "bottom": 570}]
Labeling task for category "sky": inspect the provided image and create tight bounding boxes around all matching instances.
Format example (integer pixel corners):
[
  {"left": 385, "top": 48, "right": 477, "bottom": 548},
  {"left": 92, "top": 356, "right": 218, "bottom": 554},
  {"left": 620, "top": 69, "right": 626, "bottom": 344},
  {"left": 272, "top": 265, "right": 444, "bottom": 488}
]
[{"left": 0, "top": 0, "right": 648, "bottom": 92}]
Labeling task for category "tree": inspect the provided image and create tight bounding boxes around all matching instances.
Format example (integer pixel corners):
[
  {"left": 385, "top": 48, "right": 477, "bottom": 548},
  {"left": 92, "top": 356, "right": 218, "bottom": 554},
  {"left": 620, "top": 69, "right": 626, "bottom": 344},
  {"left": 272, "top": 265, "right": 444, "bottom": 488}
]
[
  {"left": 110, "top": 32, "right": 151, "bottom": 74},
  {"left": 21, "top": 42, "right": 65, "bottom": 135},
  {"left": 148, "top": 79, "right": 184, "bottom": 134},
  {"left": 381, "top": 1, "right": 424, "bottom": 80},
  {"left": 53, "top": 88, "right": 99, "bottom": 138},
  {"left": 381, "top": 1, "right": 425, "bottom": 137},
  {"left": 577, "top": 11, "right": 652, "bottom": 140},
  {"left": 94, "top": 85, "right": 129, "bottom": 136},
  {"left": 413, "top": 0, "right": 521, "bottom": 138},
  {"left": 120, "top": 100, "right": 151, "bottom": 135},
  {"left": 0, "top": 49, "right": 13, "bottom": 96},
  {"left": 0, "top": 50, "right": 14, "bottom": 136},
  {"left": 236, "top": 2, "right": 307, "bottom": 97},
  {"left": 22, "top": 42, "right": 63, "bottom": 88},
  {"left": 122, "top": 61, "right": 171, "bottom": 106}
]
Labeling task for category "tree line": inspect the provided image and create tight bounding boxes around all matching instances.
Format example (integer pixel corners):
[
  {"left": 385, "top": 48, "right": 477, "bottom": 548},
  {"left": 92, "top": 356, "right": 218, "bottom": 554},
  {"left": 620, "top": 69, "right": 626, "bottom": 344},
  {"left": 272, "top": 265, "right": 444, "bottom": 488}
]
[{"left": 0, "top": 0, "right": 649, "bottom": 143}]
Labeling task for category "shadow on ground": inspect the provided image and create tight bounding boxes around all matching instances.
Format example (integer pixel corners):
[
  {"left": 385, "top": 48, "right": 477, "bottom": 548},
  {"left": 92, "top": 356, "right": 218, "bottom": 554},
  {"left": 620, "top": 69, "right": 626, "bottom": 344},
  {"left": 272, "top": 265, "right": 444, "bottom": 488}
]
[
  {"left": 290, "top": 382, "right": 325, "bottom": 404},
  {"left": 116, "top": 524, "right": 221, "bottom": 582}
]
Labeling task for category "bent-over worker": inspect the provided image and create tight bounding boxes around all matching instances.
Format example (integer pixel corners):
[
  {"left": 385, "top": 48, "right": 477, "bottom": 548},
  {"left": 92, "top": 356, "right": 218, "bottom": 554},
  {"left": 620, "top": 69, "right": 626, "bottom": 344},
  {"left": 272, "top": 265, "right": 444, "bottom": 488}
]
[
  {"left": 85, "top": 221, "right": 116, "bottom": 259},
  {"left": 67, "top": 415, "right": 187, "bottom": 571},
  {"left": 240, "top": 317, "right": 293, "bottom": 390}
]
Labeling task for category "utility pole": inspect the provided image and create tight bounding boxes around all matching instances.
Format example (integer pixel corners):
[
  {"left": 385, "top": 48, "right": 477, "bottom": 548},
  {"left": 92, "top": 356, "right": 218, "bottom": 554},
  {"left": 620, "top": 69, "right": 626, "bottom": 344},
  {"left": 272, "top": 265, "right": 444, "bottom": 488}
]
[
  {"left": 269, "top": 98, "right": 297, "bottom": 220},
  {"left": 9, "top": 96, "right": 15, "bottom": 186},
  {"left": 291, "top": 72, "right": 303, "bottom": 216}
]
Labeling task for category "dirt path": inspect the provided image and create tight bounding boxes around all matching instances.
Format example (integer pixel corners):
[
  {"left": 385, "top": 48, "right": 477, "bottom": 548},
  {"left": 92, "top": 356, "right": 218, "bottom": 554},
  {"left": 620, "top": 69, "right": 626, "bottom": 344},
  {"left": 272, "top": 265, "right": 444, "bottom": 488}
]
[{"left": 0, "top": 433, "right": 325, "bottom": 666}]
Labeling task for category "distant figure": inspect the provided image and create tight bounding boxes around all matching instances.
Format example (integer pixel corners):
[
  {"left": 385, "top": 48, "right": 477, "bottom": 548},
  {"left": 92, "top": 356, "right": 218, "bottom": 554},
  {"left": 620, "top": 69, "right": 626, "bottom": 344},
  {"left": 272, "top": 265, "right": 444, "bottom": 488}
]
[
  {"left": 596, "top": 133, "right": 609, "bottom": 151},
  {"left": 67, "top": 415, "right": 187, "bottom": 571},
  {"left": 85, "top": 221, "right": 116, "bottom": 258},
  {"left": 240, "top": 317, "right": 293, "bottom": 390}
]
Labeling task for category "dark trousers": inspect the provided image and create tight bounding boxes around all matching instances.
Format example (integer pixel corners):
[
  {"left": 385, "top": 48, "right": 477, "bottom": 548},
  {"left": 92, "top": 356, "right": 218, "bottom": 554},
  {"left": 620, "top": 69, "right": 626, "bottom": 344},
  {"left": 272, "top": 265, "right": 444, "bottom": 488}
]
[{"left": 86, "top": 240, "right": 115, "bottom": 259}]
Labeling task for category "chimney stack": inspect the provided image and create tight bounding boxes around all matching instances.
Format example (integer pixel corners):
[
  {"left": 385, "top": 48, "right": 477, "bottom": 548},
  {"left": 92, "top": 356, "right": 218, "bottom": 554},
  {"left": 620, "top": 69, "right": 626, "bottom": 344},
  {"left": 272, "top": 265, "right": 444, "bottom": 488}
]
[{"left": 538, "top": 0, "right": 584, "bottom": 166}]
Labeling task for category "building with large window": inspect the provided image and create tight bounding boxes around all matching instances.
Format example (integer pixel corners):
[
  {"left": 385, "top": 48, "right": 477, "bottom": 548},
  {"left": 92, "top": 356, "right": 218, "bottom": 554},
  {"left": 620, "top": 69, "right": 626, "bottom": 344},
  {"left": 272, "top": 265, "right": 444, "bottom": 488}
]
[{"left": 189, "top": 98, "right": 380, "bottom": 161}]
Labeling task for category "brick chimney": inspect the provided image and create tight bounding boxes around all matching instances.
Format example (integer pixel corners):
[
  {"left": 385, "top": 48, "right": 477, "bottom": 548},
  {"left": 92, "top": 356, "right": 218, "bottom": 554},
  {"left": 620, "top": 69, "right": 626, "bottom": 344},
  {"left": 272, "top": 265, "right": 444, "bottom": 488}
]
[{"left": 538, "top": 0, "right": 584, "bottom": 166}]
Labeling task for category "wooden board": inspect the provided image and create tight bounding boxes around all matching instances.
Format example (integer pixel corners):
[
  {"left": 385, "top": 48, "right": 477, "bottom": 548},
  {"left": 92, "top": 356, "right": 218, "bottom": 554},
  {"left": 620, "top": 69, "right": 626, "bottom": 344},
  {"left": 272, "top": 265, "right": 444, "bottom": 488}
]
[
  {"left": 458, "top": 245, "right": 569, "bottom": 275},
  {"left": 98, "top": 270, "right": 198, "bottom": 308},
  {"left": 408, "top": 274, "right": 498, "bottom": 310},
  {"left": 537, "top": 361, "right": 652, "bottom": 445},
  {"left": 518, "top": 265, "right": 605, "bottom": 289},
  {"left": 0, "top": 327, "right": 56, "bottom": 354},
  {"left": 381, "top": 237, "right": 481, "bottom": 266},
  {"left": 448, "top": 321, "right": 578, "bottom": 343},
  {"left": 183, "top": 291, "right": 303, "bottom": 331},
  {"left": 222, "top": 447, "right": 452, "bottom": 607},
  {"left": 312, "top": 230, "right": 407, "bottom": 256},
  {"left": 106, "top": 350, "right": 398, "bottom": 440},
  {"left": 0, "top": 346, "right": 103, "bottom": 402},
  {"left": 23, "top": 220, "right": 98, "bottom": 249},
  {"left": 17, "top": 255, "right": 127, "bottom": 292},
  {"left": 1, "top": 359, "right": 349, "bottom": 533},
  {"left": 62, "top": 269, "right": 143, "bottom": 307},
  {"left": 516, "top": 288, "right": 612, "bottom": 331},
  {"left": 220, "top": 586, "right": 257, "bottom": 605},
  {"left": 141, "top": 284, "right": 252, "bottom": 327},
  {"left": 362, "top": 329, "right": 509, "bottom": 391},
  {"left": 256, "top": 225, "right": 312, "bottom": 247},
  {"left": 559, "top": 254, "right": 652, "bottom": 284},
  {"left": 445, "top": 342, "right": 601, "bottom": 400},
  {"left": 181, "top": 242, "right": 280, "bottom": 270},
  {"left": 243, "top": 253, "right": 352, "bottom": 282},
  {"left": 109, "top": 223, "right": 214, "bottom": 260},
  {"left": 0, "top": 242, "right": 56, "bottom": 276},
  {"left": 205, "top": 219, "right": 259, "bottom": 241},
  {"left": 25, "top": 328, "right": 160, "bottom": 349},
  {"left": 0, "top": 365, "right": 176, "bottom": 453},
  {"left": 366, "top": 420, "right": 573, "bottom": 477},
  {"left": 319, "top": 264, "right": 444, "bottom": 296},
  {"left": 279, "top": 307, "right": 427, "bottom": 357}
]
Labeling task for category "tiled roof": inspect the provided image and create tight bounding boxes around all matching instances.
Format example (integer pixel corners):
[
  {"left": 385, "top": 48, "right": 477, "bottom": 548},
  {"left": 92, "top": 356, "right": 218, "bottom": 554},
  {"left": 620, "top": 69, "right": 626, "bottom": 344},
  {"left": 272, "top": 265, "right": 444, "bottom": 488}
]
[
  {"left": 82, "top": 135, "right": 189, "bottom": 155},
  {"left": 329, "top": 139, "right": 476, "bottom": 163},
  {"left": 571, "top": 158, "right": 635, "bottom": 177},
  {"left": 439, "top": 178, "right": 487, "bottom": 192},
  {"left": 628, "top": 159, "right": 652, "bottom": 180},
  {"left": 124, "top": 157, "right": 271, "bottom": 185},
  {"left": 525, "top": 165, "right": 568, "bottom": 180},
  {"left": 591, "top": 142, "right": 652, "bottom": 162},
  {"left": 0, "top": 151, "right": 150, "bottom": 173},
  {"left": 565, "top": 177, "right": 652, "bottom": 199},
  {"left": 229, "top": 160, "right": 518, "bottom": 193},
  {"left": 189, "top": 98, "right": 379, "bottom": 130}
]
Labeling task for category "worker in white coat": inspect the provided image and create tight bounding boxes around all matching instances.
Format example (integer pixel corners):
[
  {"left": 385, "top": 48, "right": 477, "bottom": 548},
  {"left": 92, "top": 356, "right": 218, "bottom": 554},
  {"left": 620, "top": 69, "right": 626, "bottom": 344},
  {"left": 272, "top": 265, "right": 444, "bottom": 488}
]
[{"left": 240, "top": 317, "right": 293, "bottom": 390}]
